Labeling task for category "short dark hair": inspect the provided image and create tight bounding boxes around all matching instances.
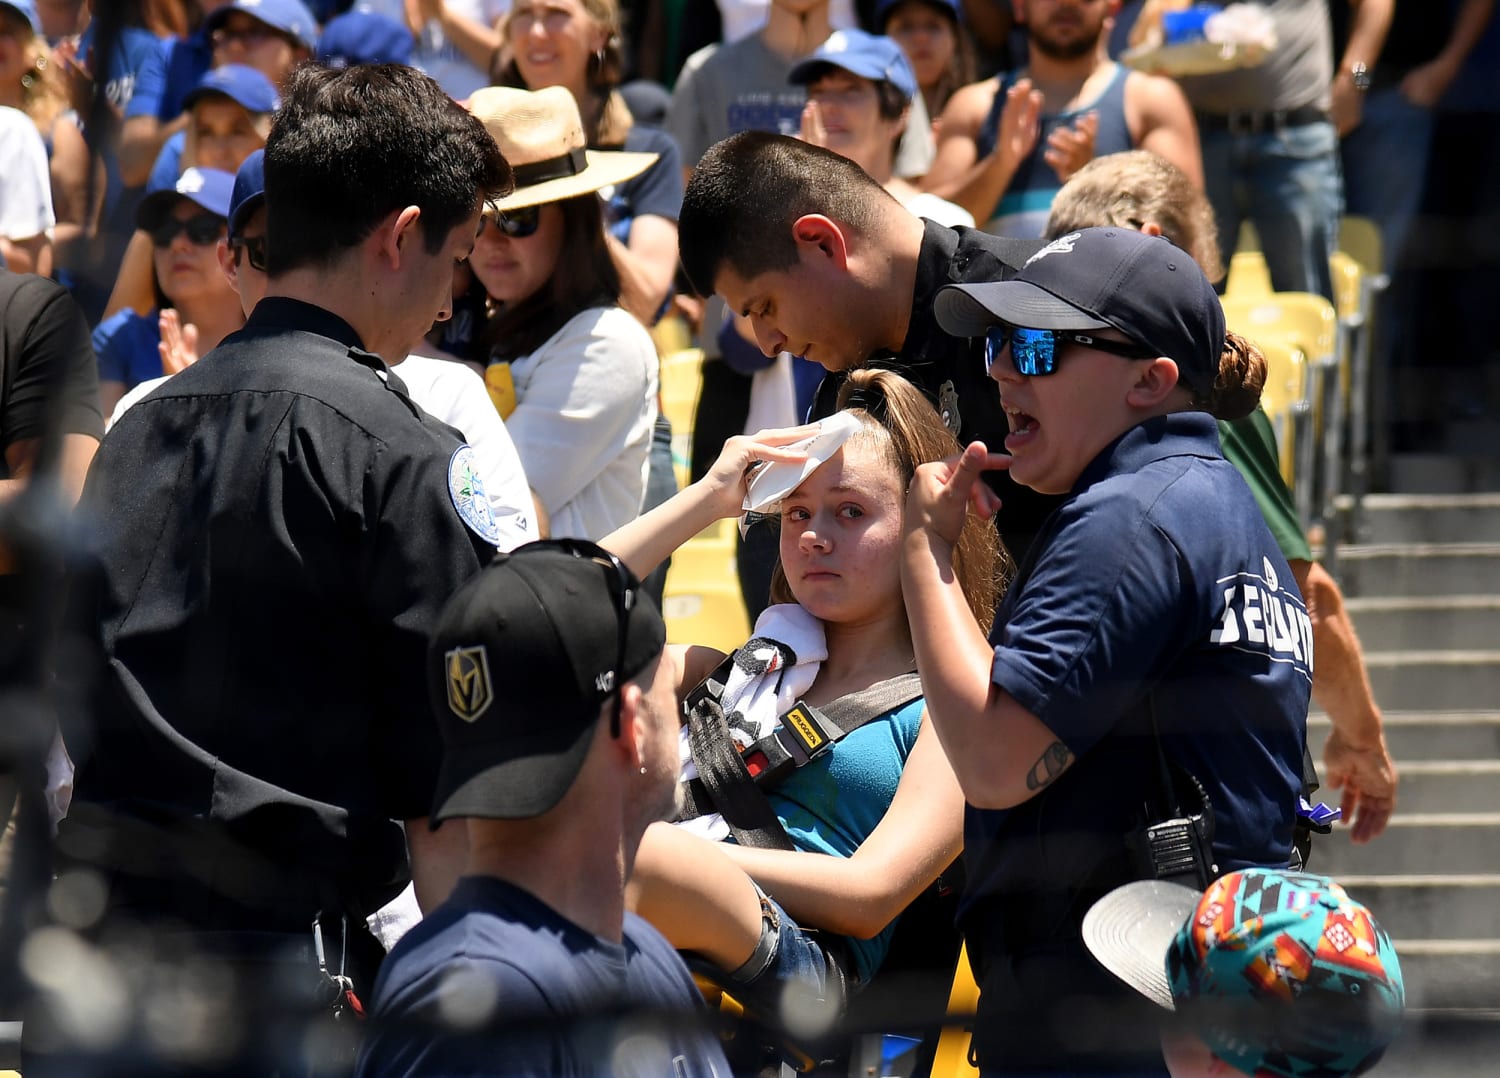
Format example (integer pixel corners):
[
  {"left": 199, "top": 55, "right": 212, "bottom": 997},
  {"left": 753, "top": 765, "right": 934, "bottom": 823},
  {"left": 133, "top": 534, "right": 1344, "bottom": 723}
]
[
  {"left": 678, "top": 131, "right": 892, "bottom": 297},
  {"left": 478, "top": 194, "right": 622, "bottom": 363},
  {"left": 263, "top": 63, "right": 513, "bottom": 275}
]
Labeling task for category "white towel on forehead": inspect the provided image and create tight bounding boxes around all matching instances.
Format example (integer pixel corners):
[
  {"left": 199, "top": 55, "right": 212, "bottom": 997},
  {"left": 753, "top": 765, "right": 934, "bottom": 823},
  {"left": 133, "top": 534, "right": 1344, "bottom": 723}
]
[{"left": 676, "top": 603, "right": 827, "bottom": 841}]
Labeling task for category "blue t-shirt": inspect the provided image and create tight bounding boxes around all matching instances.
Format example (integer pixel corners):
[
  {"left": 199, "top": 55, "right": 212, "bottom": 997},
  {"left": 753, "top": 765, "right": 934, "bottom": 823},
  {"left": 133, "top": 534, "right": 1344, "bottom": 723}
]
[
  {"left": 80, "top": 24, "right": 165, "bottom": 114},
  {"left": 768, "top": 694, "right": 924, "bottom": 983},
  {"left": 964, "top": 413, "right": 1309, "bottom": 925},
  {"left": 602, "top": 124, "right": 684, "bottom": 245},
  {"left": 125, "top": 29, "right": 213, "bottom": 122},
  {"left": 357, "top": 875, "right": 730, "bottom": 1078},
  {"left": 93, "top": 307, "right": 163, "bottom": 388}
]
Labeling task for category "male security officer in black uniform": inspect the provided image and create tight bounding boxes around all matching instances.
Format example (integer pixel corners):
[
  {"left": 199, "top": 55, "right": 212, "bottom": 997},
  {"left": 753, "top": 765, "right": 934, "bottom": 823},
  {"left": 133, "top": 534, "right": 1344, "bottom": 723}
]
[
  {"left": 677, "top": 130, "right": 1057, "bottom": 567},
  {"left": 46, "top": 64, "right": 512, "bottom": 1074}
]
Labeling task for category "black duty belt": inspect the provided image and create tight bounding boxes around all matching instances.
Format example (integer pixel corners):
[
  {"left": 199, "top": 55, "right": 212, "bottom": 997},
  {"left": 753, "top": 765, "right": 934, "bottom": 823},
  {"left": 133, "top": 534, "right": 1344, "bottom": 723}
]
[{"left": 1196, "top": 105, "right": 1329, "bottom": 135}]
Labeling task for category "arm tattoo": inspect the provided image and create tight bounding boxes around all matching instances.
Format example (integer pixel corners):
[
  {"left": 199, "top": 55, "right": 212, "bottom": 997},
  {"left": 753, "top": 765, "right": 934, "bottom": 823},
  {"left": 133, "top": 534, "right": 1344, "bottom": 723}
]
[{"left": 1025, "top": 740, "right": 1073, "bottom": 792}]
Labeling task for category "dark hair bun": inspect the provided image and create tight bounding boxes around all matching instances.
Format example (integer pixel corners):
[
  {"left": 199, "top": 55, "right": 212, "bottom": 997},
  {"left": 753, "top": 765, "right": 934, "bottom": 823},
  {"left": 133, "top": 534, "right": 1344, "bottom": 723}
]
[{"left": 1208, "top": 331, "right": 1267, "bottom": 420}]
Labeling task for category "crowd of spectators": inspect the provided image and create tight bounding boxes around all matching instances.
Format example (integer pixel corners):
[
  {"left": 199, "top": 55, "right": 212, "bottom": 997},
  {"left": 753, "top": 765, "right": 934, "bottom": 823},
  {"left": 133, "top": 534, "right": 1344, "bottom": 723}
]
[{"left": 1, "top": 0, "right": 1494, "bottom": 1074}]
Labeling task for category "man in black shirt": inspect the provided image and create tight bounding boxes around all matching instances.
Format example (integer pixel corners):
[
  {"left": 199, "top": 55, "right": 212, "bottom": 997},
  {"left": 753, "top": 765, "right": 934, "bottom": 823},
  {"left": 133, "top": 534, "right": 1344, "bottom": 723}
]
[
  {"left": 48, "top": 63, "right": 512, "bottom": 1074},
  {"left": 678, "top": 131, "right": 1056, "bottom": 563}
]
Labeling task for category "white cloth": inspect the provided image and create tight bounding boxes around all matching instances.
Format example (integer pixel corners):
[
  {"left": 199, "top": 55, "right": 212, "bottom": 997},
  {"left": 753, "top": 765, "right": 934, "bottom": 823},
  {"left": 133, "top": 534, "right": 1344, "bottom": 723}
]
[
  {"left": 505, "top": 305, "right": 658, "bottom": 541},
  {"left": 676, "top": 603, "right": 826, "bottom": 841},
  {"left": 393, "top": 353, "right": 538, "bottom": 551},
  {"left": 111, "top": 355, "right": 539, "bottom": 552},
  {"left": 0, "top": 106, "right": 55, "bottom": 242}
]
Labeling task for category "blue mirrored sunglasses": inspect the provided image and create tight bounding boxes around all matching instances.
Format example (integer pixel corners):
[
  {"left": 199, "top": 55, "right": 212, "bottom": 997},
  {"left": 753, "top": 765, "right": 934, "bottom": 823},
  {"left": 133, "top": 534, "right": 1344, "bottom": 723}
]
[{"left": 984, "top": 324, "right": 1157, "bottom": 376}]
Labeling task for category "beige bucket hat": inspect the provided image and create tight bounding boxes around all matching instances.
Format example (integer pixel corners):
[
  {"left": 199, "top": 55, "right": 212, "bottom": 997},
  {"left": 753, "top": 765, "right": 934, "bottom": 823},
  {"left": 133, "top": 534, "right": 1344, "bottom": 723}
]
[{"left": 468, "top": 85, "right": 658, "bottom": 212}]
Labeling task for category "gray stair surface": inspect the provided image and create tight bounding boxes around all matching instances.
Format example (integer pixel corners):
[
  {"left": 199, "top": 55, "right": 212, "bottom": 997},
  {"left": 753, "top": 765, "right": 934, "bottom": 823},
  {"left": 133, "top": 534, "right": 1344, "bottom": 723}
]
[
  {"left": 1346, "top": 596, "right": 1500, "bottom": 651},
  {"left": 1336, "top": 543, "right": 1500, "bottom": 598},
  {"left": 1327, "top": 480, "right": 1500, "bottom": 1052}
]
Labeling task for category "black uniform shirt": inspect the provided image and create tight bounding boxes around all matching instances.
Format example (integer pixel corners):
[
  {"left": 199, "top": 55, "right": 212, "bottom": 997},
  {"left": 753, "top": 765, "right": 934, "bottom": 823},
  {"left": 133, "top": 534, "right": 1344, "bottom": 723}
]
[
  {"left": 809, "top": 221, "right": 1064, "bottom": 564},
  {"left": 63, "top": 298, "right": 495, "bottom": 926}
]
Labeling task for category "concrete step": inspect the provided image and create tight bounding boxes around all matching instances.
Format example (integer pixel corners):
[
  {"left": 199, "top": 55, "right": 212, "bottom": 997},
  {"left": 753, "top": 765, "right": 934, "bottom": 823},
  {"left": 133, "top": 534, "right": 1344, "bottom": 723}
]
[
  {"left": 1336, "top": 542, "right": 1500, "bottom": 598},
  {"left": 1353, "top": 652, "right": 1500, "bottom": 714},
  {"left": 1381, "top": 761, "right": 1500, "bottom": 814},
  {"left": 1346, "top": 596, "right": 1500, "bottom": 652},
  {"left": 1310, "top": 712, "right": 1500, "bottom": 761},
  {"left": 1363, "top": 651, "right": 1500, "bottom": 712},
  {"left": 1336, "top": 874, "right": 1500, "bottom": 942},
  {"left": 1312, "top": 814, "right": 1500, "bottom": 876},
  {"left": 1387, "top": 941, "right": 1500, "bottom": 1011},
  {"left": 1387, "top": 452, "right": 1500, "bottom": 495},
  {"left": 1347, "top": 493, "right": 1500, "bottom": 545}
]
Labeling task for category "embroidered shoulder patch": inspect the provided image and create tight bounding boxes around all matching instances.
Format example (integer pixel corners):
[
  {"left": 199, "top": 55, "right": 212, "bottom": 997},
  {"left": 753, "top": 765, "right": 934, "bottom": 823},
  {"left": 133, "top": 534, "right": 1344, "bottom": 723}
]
[{"left": 448, "top": 445, "right": 502, "bottom": 546}]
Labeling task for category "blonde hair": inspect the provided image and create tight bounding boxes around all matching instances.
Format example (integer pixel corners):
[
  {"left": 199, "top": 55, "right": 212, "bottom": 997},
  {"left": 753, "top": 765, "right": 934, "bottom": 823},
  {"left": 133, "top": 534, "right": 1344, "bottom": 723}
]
[
  {"left": 1046, "top": 150, "right": 1224, "bottom": 284},
  {"left": 5, "top": 16, "right": 66, "bottom": 134},
  {"left": 768, "top": 369, "right": 1004, "bottom": 632},
  {"left": 497, "top": 0, "right": 631, "bottom": 146}
]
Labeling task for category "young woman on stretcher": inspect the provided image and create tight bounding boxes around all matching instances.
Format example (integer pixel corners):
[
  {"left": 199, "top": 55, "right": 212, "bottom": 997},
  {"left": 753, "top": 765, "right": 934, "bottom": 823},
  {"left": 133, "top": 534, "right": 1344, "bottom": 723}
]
[{"left": 602, "top": 368, "right": 1000, "bottom": 1020}]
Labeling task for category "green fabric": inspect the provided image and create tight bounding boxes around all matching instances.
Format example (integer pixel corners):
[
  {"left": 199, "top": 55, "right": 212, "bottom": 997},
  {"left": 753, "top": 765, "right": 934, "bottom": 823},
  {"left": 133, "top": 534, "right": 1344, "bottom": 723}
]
[{"left": 1219, "top": 409, "right": 1312, "bottom": 563}]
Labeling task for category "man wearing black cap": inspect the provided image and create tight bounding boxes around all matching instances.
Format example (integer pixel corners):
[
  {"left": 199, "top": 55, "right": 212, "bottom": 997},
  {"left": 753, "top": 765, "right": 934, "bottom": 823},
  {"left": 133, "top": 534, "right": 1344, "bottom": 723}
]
[
  {"left": 678, "top": 129, "right": 1058, "bottom": 567},
  {"left": 356, "top": 541, "right": 730, "bottom": 1078}
]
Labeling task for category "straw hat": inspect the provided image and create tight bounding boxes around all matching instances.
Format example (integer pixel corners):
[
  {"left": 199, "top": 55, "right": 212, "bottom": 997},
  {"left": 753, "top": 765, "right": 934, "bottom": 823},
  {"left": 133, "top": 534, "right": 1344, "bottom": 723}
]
[{"left": 468, "top": 85, "right": 658, "bottom": 212}]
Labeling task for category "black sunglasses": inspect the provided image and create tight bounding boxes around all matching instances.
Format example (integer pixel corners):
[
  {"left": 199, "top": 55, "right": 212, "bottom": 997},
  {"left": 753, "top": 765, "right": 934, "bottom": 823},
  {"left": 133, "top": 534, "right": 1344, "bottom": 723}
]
[
  {"left": 540, "top": 537, "right": 636, "bottom": 739},
  {"left": 230, "top": 234, "right": 268, "bottom": 272},
  {"left": 150, "top": 214, "right": 225, "bottom": 249},
  {"left": 984, "top": 324, "right": 1158, "bottom": 376},
  {"left": 481, "top": 204, "right": 542, "bottom": 239}
]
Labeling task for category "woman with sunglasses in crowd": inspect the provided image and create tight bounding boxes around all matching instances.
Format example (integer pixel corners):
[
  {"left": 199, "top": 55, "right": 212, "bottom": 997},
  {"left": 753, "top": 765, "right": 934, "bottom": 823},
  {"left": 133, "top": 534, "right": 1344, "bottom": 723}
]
[
  {"left": 900, "top": 225, "right": 1312, "bottom": 1076},
  {"left": 492, "top": 0, "right": 682, "bottom": 327},
  {"left": 600, "top": 369, "right": 999, "bottom": 1050},
  {"left": 92, "top": 165, "right": 242, "bottom": 417},
  {"left": 467, "top": 85, "right": 658, "bottom": 541}
]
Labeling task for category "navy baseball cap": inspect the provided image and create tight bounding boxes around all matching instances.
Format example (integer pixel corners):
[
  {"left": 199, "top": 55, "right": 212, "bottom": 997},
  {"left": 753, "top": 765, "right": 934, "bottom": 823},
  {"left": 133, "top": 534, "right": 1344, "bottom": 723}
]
[
  {"left": 934, "top": 227, "right": 1226, "bottom": 397},
  {"left": 182, "top": 63, "right": 280, "bottom": 114},
  {"left": 206, "top": 0, "right": 319, "bottom": 51},
  {"left": 789, "top": 29, "right": 919, "bottom": 103},
  {"left": 426, "top": 540, "right": 666, "bottom": 824},
  {"left": 228, "top": 149, "right": 266, "bottom": 241},
  {"left": 136, "top": 166, "right": 237, "bottom": 232},
  {"left": 316, "top": 10, "right": 415, "bottom": 68},
  {"left": 0, "top": 0, "right": 41, "bottom": 36}
]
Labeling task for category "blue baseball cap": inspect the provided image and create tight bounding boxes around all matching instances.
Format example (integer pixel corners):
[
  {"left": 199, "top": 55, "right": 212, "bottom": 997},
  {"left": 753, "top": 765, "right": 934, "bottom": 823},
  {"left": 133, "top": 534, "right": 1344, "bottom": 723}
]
[
  {"left": 788, "top": 29, "right": 919, "bottom": 103},
  {"left": 136, "top": 167, "right": 237, "bottom": 232},
  {"left": 0, "top": 0, "right": 41, "bottom": 36},
  {"left": 206, "top": 0, "right": 319, "bottom": 52},
  {"left": 316, "top": 10, "right": 415, "bottom": 68},
  {"left": 1084, "top": 869, "right": 1405, "bottom": 1077},
  {"left": 875, "top": 0, "right": 960, "bottom": 28},
  {"left": 934, "top": 227, "right": 1226, "bottom": 398},
  {"left": 228, "top": 149, "right": 267, "bottom": 241},
  {"left": 183, "top": 63, "right": 281, "bottom": 114}
]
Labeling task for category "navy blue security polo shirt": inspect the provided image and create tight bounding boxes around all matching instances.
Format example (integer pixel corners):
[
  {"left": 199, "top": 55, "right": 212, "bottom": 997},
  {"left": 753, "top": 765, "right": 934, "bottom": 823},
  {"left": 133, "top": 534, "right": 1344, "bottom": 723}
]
[
  {"left": 62, "top": 298, "right": 498, "bottom": 929},
  {"left": 962, "top": 412, "right": 1310, "bottom": 937}
]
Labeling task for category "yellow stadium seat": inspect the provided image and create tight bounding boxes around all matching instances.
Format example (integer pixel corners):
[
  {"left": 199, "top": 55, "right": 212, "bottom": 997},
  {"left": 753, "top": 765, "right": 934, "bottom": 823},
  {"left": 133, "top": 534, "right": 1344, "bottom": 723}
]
[
  {"left": 1235, "top": 220, "right": 1262, "bottom": 254},
  {"left": 1224, "top": 251, "right": 1273, "bottom": 298},
  {"left": 661, "top": 582, "right": 751, "bottom": 654},
  {"left": 929, "top": 943, "right": 981, "bottom": 1078},
  {"left": 1338, "top": 215, "right": 1385, "bottom": 280}
]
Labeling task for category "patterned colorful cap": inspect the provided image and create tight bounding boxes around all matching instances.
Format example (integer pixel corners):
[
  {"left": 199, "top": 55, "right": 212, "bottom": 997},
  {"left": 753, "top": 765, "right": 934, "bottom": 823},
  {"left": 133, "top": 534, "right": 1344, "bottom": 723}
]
[{"left": 1084, "top": 868, "right": 1405, "bottom": 1077}]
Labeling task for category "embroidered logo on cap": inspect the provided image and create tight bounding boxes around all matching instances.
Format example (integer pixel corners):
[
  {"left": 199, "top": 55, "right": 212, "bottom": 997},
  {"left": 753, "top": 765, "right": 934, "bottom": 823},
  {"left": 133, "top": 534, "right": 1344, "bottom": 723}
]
[
  {"left": 445, "top": 645, "right": 493, "bottom": 722},
  {"left": 448, "top": 445, "right": 502, "bottom": 546},
  {"left": 1025, "top": 231, "right": 1081, "bottom": 266}
]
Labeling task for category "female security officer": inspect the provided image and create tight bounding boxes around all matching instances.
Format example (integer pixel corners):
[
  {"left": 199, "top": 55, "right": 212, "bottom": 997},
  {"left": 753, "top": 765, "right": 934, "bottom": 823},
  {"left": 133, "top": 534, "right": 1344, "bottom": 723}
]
[{"left": 900, "top": 226, "right": 1310, "bottom": 1075}]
